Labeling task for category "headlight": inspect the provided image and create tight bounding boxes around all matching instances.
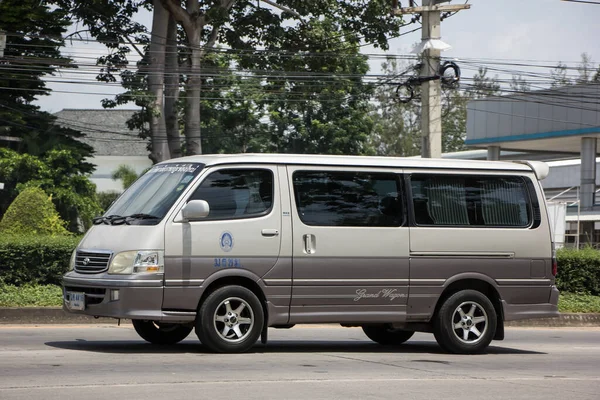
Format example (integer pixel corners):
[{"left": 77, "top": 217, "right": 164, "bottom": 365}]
[
  {"left": 68, "top": 250, "right": 76, "bottom": 272},
  {"left": 108, "top": 251, "right": 164, "bottom": 275},
  {"left": 133, "top": 251, "right": 164, "bottom": 273}
]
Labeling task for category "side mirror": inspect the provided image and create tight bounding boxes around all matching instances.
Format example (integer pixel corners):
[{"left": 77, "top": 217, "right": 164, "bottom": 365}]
[{"left": 181, "top": 200, "right": 210, "bottom": 221}]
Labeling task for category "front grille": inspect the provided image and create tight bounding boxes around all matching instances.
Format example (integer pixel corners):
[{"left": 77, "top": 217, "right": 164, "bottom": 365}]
[
  {"left": 74, "top": 250, "right": 112, "bottom": 274},
  {"left": 64, "top": 286, "right": 106, "bottom": 305}
]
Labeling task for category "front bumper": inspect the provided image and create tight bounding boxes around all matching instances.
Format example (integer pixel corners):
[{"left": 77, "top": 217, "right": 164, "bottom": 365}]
[
  {"left": 502, "top": 285, "right": 560, "bottom": 321},
  {"left": 62, "top": 274, "right": 195, "bottom": 322}
]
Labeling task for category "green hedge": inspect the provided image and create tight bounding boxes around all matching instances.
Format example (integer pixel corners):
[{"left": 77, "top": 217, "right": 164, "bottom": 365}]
[
  {"left": 1, "top": 234, "right": 599, "bottom": 296},
  {"left": 0, "top": 235, "right": 80, "bottom": 286},
  {"left": 556, "top": 247, "right": 600, "bottom": 296}
]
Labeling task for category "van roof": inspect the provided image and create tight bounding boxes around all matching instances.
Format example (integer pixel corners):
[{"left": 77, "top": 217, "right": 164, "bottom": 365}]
[{"left": 159, "top": 154, "right": 546, "bottom": 178}]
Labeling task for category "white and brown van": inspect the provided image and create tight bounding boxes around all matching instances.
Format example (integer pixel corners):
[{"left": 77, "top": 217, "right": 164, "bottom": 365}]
[{"left": 63, "top": 154, "right": 559, "bottom": 354}]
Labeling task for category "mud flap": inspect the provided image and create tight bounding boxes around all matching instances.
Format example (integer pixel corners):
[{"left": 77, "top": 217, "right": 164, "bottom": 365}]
[{"left": 261, "top": 325, "right": 268, "bottom": 345}]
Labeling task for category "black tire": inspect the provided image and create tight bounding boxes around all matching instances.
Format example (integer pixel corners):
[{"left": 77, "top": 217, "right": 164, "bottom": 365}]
[
  {"left": 132, "top": 320, "right": 193, "bottom": 345},
  {"left": 433, "top": 290, "right": 497, "bottom": 354},
  {"left": 362, "top": 325, "right": 415, "bottom": 345},
  {"left": 195, "top": 285, "right": 264, "bottom": 353}
]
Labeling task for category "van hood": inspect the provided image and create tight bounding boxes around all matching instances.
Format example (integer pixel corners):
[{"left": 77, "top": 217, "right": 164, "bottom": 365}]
[{"left": 77, "top": 224, "right": 164, "bottom": 254}]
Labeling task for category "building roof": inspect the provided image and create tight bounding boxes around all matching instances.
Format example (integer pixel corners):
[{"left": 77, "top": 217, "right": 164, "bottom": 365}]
[
  {"left": 54, "top": 109, "right": 149, "bottom": 157},
  {"left": 466, "top": 83, "right": 600, "bottom": 154},
  {"left": 158, "top": 153, "right": 546, "bottom": 176}
]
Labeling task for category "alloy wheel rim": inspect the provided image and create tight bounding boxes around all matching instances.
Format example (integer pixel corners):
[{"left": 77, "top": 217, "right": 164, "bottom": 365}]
[
  {"left": 213, "top": 297, "right": 255, "bottom": 343},
  {"left": 451, "top": 301, "right": 488, "bottom": 345}
]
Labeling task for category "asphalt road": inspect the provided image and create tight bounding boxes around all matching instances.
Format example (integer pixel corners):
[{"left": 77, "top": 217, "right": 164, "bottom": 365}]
[{"left": 0, "top": 324, "right": 599, "bottom": 400}]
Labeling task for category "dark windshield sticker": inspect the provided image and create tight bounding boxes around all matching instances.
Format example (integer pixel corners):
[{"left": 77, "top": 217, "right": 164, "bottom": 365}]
[{"left": 149, "top": 164, "right": 200, "bottom": 174}]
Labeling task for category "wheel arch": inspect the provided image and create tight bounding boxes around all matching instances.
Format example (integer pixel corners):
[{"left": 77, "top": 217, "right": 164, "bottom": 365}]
[
  {"left": 197, "top": 271, "right": 268, "bottom": 327},
  {"left": 435, "top": 274, "right": 504, "bottom": 340}
]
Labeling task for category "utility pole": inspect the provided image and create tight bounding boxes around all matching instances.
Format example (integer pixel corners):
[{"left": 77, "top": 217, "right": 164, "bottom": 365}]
[
  {"left": 0, "top": 0, "right": 5, "bottom": 58},
  {"left": 394, "top": 0, "right": 470, "bottom": 158},
  {"left": 0, "top": 31, "right": 6, "bottom": 58}
]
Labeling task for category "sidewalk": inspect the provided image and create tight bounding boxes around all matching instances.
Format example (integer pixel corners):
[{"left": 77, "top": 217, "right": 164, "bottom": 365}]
[{"left": 1, "top": 307, "right": 600, "bottom": 327}]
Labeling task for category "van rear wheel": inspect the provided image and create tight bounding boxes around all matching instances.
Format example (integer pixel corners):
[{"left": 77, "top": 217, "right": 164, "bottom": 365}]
[
  {"left": 362, "top": 325, "right": 415, "bottom": 345},
  {"left": 196, "top": 285, "right": 264, "bottom": 353},
  {"left": 433, "top": 290, "right": 497, "bottom": 354},
  {"left": 132, "top": 320, "right": 193, "bottom": 345}
]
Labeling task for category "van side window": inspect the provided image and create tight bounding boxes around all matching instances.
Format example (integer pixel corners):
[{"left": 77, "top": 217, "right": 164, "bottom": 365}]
[
  {"left": 293, "top": 171, "right": 403, "bottom": 227},
  {"left": 410, "top": 175, "right": 531, "bottom": 227},
  {"left": 189, "top": 169, "right": 273, "bottom": 219}
]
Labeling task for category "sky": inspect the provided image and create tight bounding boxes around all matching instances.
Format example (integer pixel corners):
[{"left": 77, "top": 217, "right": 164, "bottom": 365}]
[{"left": 35, "top": 0, "right": 600, "bottom": 113}]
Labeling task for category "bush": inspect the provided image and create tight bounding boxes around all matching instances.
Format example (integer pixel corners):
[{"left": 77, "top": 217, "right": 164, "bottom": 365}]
[
  {"left": 556, "top": 247, "right": 600, "bottom": 296},
  {"left": 112, "top": 164, "right": 139, "bottom": 189},
  {"left": 0, "top": 284, "right": 63, "bottom": 307},
  {"left": 0, "top": 148, "right": 100, "bottom": 233},
  {"left": 558, "top": 292, "right": 600, "bottom": 313},
  {"left": 0, "top": 187, "right": 69, "bottom": 236},
  {"left": 97, "top": 191, "right": 121, "bottom": 213},
  {"left": 0, "top": 235, "right": 80, "bottom": 286}
]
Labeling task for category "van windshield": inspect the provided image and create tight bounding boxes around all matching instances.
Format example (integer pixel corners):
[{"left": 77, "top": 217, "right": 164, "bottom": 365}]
[{"left": 98, "top": 163, "right": 204, "bottom": 225}]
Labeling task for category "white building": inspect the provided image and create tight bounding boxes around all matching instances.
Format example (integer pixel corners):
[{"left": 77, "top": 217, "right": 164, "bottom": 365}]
[{"left": 54, "top": 109, "right": 152, "bottom": 193}]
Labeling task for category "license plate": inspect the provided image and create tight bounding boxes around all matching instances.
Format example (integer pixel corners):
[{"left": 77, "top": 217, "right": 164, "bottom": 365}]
[{"left": 67, "top": 292, "right": 85, "bottom": 311}]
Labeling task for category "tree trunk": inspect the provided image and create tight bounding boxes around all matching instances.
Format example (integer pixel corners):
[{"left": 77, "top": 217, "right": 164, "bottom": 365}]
[
  {"left": 147, "top": 0, "right": 170, "bottom": 162},
  {"left": 158, "top": 0, "right": 236, "bottom": 156},
  {"left": 184, "top": 27, "right": 202, "bottom": 155},
  {"left": 164, "top": 15, "right": 181, "bottom": 158}
]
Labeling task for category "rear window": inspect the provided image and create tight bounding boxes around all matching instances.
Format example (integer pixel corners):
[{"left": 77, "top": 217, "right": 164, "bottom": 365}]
[{"left": 410, "top": 175, "right": 532, "bottom": 227}]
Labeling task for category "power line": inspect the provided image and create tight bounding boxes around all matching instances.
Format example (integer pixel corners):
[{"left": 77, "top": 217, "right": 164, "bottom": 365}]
[{"left": 561, "top": 0, "right": 600, "bottom": 4}]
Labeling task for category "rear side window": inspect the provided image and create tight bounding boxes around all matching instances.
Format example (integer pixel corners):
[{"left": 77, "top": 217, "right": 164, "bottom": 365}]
[
  {"left": 410, "top": 175, "right": 531, "bottom": 227},
  {"left": 292, "top": 171, "right": 403, "bottom": 227},
  {"left": 189, "top": 169, "right": 273, "bottom": 220}
]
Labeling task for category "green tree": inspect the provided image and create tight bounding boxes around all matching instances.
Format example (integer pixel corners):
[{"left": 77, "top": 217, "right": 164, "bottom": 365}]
[
  {"left": 0, "top": 187, "right": 69, "bottom": 236},
  {"left": 369, "top": 58, "right": 421, "bottom": 157},
  {"left": 62, "top": 0, "right": 404, "bottom": 158},
  {"left": 261, "top": 18, "right": 376, "bottom": 155},
  {"left": 510, "top": 75, "right": 531, "bottom": 92},
  {"left": 0, "top": 0, "right": 94, "bottom": 165},
  {"left": 551, "top": 53, "right": 600, "bottom": 87},
  {"left": 0, "top": 149, "right": 101, "bottom": 232},
  {"left": 371, "top": 64, "right": 501, "bottom": 156},
  {"left": 199, "top": 52, "right": 270, "bottom": 154},
  {"left": 111, "top": 165, "right": 139, "bottom": 189}
]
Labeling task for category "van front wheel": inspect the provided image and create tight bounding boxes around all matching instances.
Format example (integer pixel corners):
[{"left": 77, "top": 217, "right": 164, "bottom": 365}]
[
  {"left": 196, "top": 285, "right": 264, "bottom": 353},
  {"left": 433, "top": 290, "right": 497, "bottom": 354},
  {"left": 362, "top": 325, "right": 415, "bottom": 345},
  {"left": 132, "top": 320, "right": 193, "bottom": 345}
]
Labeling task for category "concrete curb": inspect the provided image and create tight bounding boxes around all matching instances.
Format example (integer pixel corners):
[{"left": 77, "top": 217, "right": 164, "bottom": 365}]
[
  {"left": 0, "top": 308, "right": 118, "bottom": 325},
  {"left": 1, "top": 308, "right": 600, "bottom": 327},
  {"left": 506, "top": 313, "right": 600, "bottom": 327}
]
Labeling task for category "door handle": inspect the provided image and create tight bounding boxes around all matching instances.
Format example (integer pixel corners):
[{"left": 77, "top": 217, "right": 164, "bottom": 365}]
[
  {"left": 303, "top": 234, "right": 316, "bottom": 254},
  {"left": 261, "top": 229, "right": 279, "bottom": 237}
]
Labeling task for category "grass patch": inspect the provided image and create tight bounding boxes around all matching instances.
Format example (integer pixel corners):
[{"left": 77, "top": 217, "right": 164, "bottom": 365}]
[
  {"left": 1, "top": 285, "right": 600, "bottom": 313},
  {"left": 558, "top": 292, "right": 600, "bottom": 313},
  {"left": 0, "top": 284, "right": 63, "bottom": 307}
]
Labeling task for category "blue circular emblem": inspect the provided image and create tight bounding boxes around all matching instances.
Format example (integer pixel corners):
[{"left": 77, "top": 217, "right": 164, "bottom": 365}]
[{"left": 220, "top": 232, "right": 234, "bottom": 252}]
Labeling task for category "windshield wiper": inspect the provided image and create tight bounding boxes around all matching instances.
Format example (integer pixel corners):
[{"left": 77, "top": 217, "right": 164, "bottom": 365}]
[
  {"left": 92, "top": 214, "right": 160, "bottom": 225},
  {"left": 92, "top": 215, "right": 124, "bottom": 225},
  {"left": 111, "top": 213, "right": 161, "bottom": 225},
  {"left": 126, "top": 213, "right": 160, "bottom": 220}
]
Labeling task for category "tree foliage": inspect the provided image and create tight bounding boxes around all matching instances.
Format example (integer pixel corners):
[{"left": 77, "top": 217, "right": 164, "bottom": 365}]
[
  {"left": 0, "top": 149, "right": 101, "bottom": 232},
  {"left": 62, "top": 0, "right": 405, "bottom": 159},
  {"left": 111, "top": 165, "right": 140, "bottom": 189},
  {"left": 551, "top": 53, "right": 600, "bottom": 87},
  {"left": 0, "top": 187, "right": 69, "bottom": 236},
  {"left": 371, "top": 62, "right": 502, "bottom": 157},
  {"left": 0, "top": 0, "right": 94, "bottom": 164}
]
